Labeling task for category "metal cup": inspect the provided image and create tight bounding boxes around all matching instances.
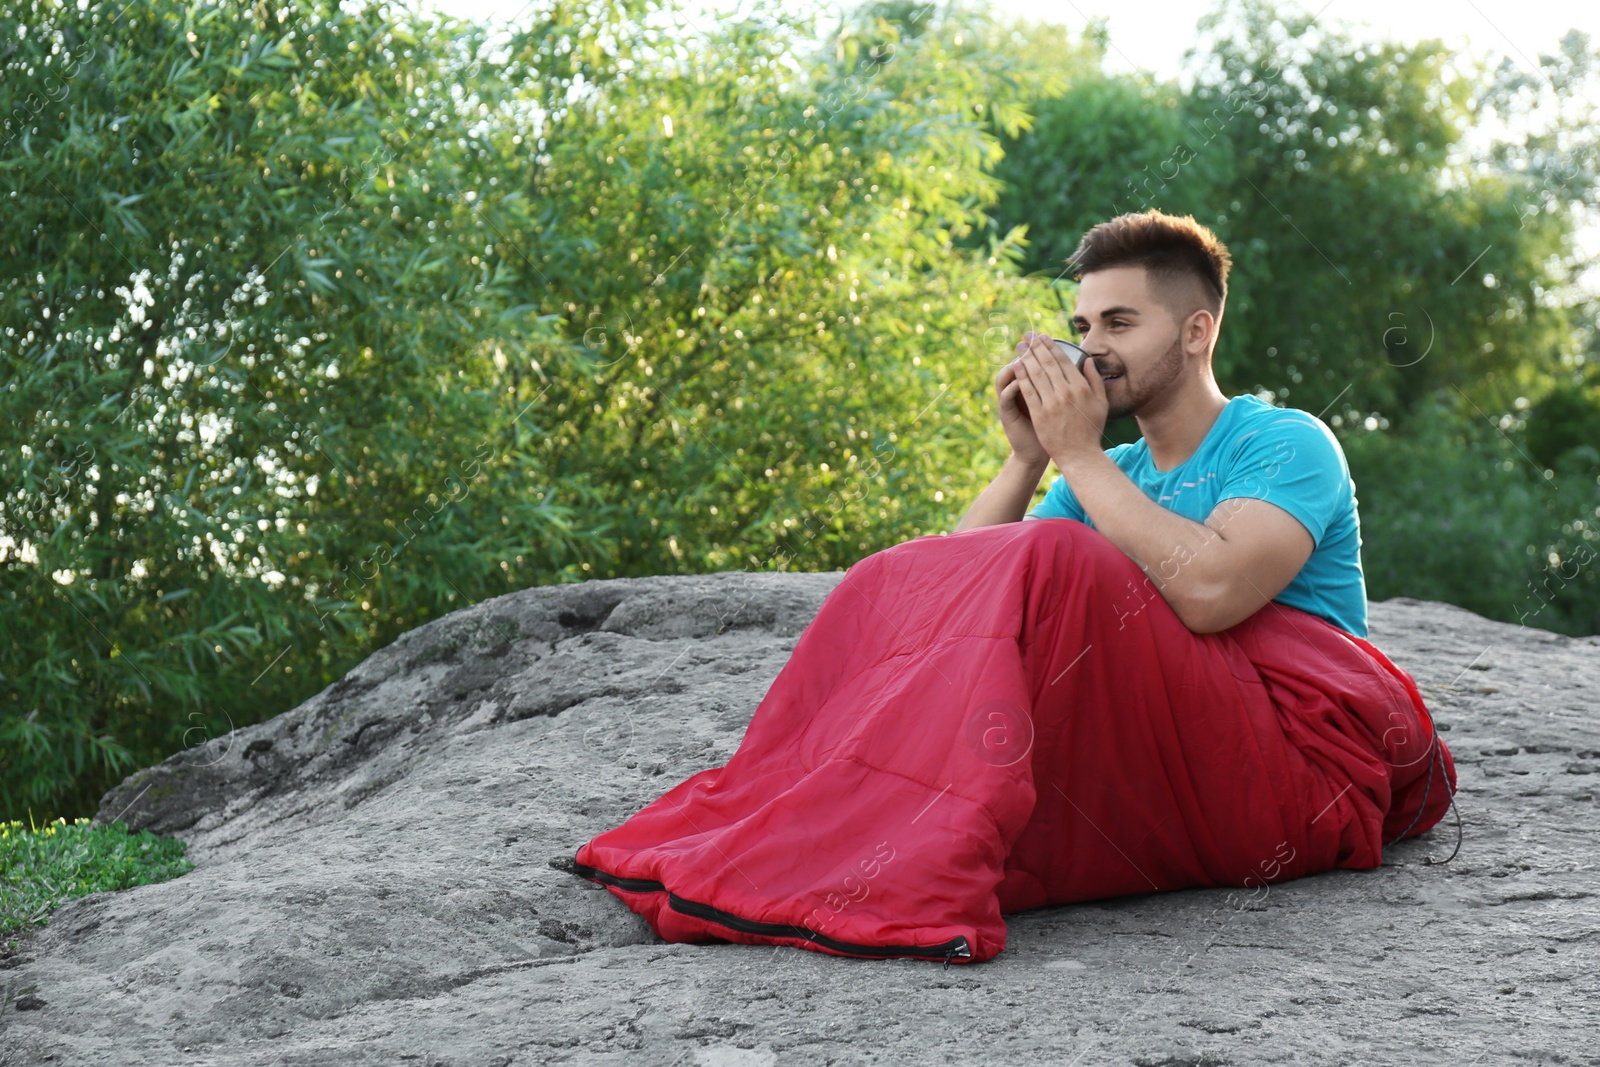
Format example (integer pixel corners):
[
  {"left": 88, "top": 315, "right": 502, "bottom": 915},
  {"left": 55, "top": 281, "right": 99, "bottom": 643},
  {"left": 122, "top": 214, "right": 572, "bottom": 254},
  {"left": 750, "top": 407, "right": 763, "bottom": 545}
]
[{"left": 1052, "top": 337, "right": 1090, "bottom": 369}]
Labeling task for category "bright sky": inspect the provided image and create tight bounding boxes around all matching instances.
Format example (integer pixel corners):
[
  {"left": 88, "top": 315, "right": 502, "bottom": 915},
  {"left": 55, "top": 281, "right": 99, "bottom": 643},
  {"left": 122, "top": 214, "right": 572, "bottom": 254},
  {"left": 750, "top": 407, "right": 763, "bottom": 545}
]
[{"left": 1001, "top": 0, "right": 1597, "bottom": 84}]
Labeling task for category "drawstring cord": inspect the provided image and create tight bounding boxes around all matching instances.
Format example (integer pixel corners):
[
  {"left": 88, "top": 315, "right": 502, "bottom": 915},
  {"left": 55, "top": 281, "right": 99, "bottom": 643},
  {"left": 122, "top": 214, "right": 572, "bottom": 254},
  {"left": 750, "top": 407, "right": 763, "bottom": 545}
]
[
  {"left": 1381, "top": 730, "right": 1462, "bottom": 865},
  {"left": 1348, "top": 630, "right": 1462, "bottom": 864}
]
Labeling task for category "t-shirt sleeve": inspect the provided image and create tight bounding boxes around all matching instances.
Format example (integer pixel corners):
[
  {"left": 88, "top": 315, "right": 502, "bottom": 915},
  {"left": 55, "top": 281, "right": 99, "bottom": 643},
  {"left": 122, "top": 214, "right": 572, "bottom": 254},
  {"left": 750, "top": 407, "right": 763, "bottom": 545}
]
[
  {"left": 1026, "top": 473, "right": 1087, "bottom": 522},
  {"left": 1026, "top": 443, "right": 1133, "bottom": 522},
  {"left": 1214, "top": 413, "right": 1347, "bottom": 546}
]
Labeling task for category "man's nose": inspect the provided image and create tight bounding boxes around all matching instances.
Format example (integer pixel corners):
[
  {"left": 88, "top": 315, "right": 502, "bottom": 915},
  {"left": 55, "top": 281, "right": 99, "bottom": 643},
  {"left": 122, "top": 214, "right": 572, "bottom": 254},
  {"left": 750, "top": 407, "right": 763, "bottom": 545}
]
[{"left": 1076, "top": 332, "right": 1109, "bottom": 357}]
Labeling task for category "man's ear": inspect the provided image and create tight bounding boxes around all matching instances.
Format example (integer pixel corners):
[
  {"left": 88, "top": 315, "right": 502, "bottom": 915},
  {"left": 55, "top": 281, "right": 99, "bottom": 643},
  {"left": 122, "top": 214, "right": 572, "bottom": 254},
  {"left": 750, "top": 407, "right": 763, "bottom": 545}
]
[{"left": 1182, "top": 306, "right": 1219, "bottom": 357}]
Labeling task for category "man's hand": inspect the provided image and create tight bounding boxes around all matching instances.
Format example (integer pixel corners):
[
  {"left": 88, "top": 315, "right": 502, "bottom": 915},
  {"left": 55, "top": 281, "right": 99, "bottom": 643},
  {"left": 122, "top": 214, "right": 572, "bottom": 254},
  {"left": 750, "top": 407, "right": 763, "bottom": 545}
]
[
  {"left": 994, "top": 353, "right": 1049, "bottom": 466},
  {"left": 1011, "top": 330, "right": 1107, "bottom": 465}
]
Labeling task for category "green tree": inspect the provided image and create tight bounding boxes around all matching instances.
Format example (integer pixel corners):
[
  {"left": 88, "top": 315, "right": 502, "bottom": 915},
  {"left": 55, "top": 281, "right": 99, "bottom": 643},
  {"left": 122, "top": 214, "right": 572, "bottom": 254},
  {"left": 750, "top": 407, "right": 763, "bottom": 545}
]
[
  {"left": 1185, "top": 2, "right": 1580, "bottom": 425},
  {"left": 492, "top": 0, "right": 1070, "bottom": 577},
  {"left": 1, "top": 0, "right": 1081, "bottom": 820},
  {"left": 1345, "top": 394, "right": 1600, "bottom": 638},
  {"left": 1524, "top": 376, "right": 1600, "bottom": 472},
  {"left": 0, "top": 0, "right": 608, "bottom": 821}
]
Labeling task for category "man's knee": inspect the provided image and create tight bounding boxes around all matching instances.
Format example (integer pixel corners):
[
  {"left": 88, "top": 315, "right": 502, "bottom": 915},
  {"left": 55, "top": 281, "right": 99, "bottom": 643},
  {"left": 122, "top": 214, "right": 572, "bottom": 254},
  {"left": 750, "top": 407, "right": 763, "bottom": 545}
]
[
  {"left": 1017, "top": 520, "right": 1171, "bottom": 628},
  {"left": 1111, "top": 575, "right": 1164, "bottom": 630}
]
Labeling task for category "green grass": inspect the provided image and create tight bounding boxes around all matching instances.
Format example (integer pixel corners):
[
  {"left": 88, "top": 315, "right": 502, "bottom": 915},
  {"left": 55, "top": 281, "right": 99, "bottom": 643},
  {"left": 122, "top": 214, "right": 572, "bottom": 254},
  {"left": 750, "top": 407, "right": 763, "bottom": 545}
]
[{"left": 0, "top": 816, "right": 195, "bottom": 939}]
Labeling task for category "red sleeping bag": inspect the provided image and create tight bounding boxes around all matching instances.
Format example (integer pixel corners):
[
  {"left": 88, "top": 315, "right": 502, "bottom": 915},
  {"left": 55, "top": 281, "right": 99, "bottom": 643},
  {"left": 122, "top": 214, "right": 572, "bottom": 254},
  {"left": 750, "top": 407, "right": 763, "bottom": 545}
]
[{"left": 573, "top": 518, "right": 1456, "bottom": 963}]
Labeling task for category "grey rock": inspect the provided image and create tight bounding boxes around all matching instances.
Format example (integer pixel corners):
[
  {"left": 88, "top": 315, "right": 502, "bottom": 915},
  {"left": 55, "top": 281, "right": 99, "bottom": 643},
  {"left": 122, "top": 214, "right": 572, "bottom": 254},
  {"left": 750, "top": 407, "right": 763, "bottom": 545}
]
[{"left": 2, "top": 573, "right": 1597, "bottom": 1066}]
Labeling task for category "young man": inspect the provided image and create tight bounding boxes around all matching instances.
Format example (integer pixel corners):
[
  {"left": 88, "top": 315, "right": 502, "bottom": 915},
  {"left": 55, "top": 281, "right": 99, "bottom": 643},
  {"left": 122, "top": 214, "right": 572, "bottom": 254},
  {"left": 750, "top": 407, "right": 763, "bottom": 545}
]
[
  {"left": 952, "top": 209, "right": 1367, "bottom": 638},
  {"left": 574, "top": 211, "right": 1455, "bottom": 964}
]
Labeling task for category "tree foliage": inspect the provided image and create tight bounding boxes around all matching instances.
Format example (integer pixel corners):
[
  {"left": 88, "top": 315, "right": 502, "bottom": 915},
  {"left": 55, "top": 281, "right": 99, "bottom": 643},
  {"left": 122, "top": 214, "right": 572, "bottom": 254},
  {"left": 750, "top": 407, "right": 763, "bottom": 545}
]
[
  {"left": 3, "top": 0, "right": 582, "bottom": 819},
  {"left": 500, "top": 0, "right": 1074, "bottom": 580},
  {"left": 0, "top": 0, "right": 1070, "bottom": 821}
]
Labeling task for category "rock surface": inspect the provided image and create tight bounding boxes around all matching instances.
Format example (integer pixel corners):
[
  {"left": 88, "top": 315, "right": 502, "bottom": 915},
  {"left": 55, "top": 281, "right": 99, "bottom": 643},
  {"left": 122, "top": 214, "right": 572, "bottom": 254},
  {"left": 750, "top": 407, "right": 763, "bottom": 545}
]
[{"left": 2, "top": 567, "right": 1598, "bottom": 1066}]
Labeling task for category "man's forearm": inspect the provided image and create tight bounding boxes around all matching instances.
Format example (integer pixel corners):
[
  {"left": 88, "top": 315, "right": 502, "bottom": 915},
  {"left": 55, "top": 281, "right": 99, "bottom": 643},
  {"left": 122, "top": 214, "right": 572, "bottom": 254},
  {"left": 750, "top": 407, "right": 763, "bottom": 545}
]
[
  {"left": 1055, "top": 449, "right": 1222, "bottom": 627},
  {"left": 950, "top": 453, "right": 1049, "bottom": 534}
]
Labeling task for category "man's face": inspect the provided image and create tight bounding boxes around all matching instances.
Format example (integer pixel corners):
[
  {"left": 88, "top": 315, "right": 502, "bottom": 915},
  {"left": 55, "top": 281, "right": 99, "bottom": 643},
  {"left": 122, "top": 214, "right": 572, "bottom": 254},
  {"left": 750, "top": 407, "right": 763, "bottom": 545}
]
[{"left": 1069, "top": 266, "right": 1188, "bottom": 421}]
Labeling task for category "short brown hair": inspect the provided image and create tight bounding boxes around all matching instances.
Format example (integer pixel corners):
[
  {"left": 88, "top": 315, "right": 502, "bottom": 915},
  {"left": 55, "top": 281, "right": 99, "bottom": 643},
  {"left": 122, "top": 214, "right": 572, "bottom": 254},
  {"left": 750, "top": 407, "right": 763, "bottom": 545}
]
[{"left": 1067, "top": 210, "right": 1232, "bottom": 316}]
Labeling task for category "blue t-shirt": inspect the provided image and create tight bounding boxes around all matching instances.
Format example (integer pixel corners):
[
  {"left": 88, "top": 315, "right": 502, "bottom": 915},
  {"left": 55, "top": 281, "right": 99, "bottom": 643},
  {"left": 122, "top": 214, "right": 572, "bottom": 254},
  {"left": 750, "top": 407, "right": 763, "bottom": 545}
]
[{"left": 1025, "top": 395, "right": 1369, "bottom": 636}]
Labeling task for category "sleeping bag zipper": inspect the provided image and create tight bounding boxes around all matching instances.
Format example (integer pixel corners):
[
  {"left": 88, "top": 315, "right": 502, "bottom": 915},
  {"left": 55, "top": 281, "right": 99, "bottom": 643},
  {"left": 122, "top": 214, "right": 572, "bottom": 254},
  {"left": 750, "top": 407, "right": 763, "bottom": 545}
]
[{"left": 572, "top": 859, "right": 973, "bottom": 963}]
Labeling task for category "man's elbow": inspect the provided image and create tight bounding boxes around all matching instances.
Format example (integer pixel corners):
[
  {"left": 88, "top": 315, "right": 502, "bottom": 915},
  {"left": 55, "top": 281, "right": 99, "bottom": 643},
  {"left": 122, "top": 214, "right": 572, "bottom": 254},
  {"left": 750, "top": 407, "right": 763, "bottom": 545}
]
[
  {"left": 1175, "top": 598, "right": 1220, "bottom": 635},
  {"left": 1182, "top": 606, "right": 1228, "bottom": 635},
  {"left": 1169, "top": 578, "right": 1236, "bottom": 635}
]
